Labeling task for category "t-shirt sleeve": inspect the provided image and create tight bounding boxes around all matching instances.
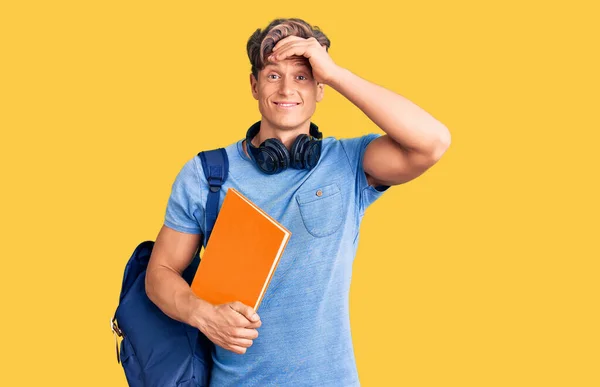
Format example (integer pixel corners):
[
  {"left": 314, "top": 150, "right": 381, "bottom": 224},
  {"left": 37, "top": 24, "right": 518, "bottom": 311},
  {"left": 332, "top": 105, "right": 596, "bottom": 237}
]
[
  {"left": 163, "top": 156, "right": 205, "bottom": 235},
  {"left": 340, "top": 133, "right": 391, "bottom": 215}
]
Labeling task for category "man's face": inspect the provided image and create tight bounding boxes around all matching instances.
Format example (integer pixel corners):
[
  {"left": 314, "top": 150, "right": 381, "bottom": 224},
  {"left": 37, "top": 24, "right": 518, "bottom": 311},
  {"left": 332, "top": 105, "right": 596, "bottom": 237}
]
[{"left": 250, "top": 56, "right": 324, "bottom": 131}]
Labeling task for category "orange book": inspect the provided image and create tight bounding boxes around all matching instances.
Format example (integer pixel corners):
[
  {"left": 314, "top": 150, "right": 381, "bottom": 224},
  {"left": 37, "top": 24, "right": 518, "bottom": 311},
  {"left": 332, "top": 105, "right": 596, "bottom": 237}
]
[{"left": 190, "top": 187, "right": 291, "bottom": 312}]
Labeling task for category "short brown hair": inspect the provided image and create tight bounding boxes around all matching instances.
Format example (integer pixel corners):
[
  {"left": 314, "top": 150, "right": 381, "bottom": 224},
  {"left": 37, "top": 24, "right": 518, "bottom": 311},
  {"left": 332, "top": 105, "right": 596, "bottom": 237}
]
[{"left": 246, "top": 18, "right": 331, "bottom": 80}]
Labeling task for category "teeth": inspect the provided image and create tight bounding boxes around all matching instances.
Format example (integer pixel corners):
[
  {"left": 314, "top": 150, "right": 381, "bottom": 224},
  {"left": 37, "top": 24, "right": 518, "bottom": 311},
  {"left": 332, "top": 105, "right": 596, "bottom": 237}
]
[{"left": 278, "top": 103, "right": 297, "bottom": 107}]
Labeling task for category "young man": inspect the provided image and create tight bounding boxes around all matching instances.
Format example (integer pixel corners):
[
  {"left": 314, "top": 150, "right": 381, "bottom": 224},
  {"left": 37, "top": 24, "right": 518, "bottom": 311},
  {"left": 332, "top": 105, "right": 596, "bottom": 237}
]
[{"left": 146, "top": 18, "right": 450, "bottom": 386}]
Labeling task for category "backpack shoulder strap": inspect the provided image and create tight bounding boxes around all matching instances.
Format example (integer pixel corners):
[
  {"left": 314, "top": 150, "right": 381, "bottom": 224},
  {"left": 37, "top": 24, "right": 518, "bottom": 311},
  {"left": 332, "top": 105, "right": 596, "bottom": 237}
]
[{"left": 197, "top": 148, "right": 229, "bottom": 248}]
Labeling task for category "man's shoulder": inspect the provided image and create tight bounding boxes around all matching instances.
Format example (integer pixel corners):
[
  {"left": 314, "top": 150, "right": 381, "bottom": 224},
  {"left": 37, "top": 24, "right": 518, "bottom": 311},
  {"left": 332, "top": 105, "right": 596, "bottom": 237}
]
[
  {"left": 197, "top": 139, "right": 240, "bottom": 153},
  {"left": 194, "top": 139, "right": 243, "bottom": 164}
]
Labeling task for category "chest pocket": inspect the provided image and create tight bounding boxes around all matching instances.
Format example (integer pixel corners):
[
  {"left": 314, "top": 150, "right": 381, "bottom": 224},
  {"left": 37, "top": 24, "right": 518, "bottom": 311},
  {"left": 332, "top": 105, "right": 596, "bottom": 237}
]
[{"left": 296, "top": 183, "right": 344, "bottom": 237}]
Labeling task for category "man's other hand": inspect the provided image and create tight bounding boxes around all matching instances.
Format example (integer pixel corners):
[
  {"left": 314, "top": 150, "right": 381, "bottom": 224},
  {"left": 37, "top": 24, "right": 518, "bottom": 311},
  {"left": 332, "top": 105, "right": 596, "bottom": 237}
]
[{"left": 199, "top": 301, "right": 262, "bottom": 354}]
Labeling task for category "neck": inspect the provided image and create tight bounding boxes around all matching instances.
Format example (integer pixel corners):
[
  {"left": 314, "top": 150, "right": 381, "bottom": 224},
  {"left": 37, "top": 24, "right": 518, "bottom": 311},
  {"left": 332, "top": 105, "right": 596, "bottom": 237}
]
[{"left": 252, "top": 118, "right": 312, "bottom": 149}]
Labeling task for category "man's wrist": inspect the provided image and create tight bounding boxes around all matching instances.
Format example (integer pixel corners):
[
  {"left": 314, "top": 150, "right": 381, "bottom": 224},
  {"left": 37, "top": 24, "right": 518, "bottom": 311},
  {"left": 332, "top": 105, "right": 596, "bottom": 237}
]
[
  {"left": 185, "top": 293, "right": 214, "bottom": 331},
  {"left": 326, "top": 65, "right": 350, "bottom": 91}
]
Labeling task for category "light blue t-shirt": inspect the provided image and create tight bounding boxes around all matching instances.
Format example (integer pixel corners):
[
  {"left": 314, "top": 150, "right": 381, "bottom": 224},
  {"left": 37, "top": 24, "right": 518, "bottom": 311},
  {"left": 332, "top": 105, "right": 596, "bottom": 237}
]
[{"left": 164, "top": 131, "right": 391, "bottom": 386}]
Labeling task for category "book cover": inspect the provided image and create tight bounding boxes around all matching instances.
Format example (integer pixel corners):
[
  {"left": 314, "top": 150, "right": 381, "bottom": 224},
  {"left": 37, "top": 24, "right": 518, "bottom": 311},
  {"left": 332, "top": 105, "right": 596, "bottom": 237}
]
[{"left": 190, "top": 187, "right": 291, "bottom": 312}]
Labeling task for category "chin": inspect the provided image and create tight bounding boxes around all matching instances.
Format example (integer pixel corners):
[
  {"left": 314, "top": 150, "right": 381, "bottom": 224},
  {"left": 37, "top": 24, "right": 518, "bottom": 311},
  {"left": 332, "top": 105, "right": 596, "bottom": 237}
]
[
  {"left": 278, "top": 119, "right": 305, "bottom": 129},
  {"left": 281, "top": 120, "right": 310, "bottom": 131},
  {"left": 266, "top": 115, "right": 310, "bottom": 131}
]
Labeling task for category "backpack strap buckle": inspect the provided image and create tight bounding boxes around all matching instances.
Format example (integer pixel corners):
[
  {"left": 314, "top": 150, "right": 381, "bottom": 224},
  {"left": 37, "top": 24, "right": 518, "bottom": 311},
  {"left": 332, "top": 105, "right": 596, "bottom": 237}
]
[
  {"left": 207, "top": 170, "right": 224, "bottom": 193},
  {"left": 111, "top": 317, "right": 123, "bottom": 363},
  {"left": 111, "top": 317, "right": 123, "bottom": 337},
  {"left": 198, "top": 149, "right": 229, "bottom": 246}
]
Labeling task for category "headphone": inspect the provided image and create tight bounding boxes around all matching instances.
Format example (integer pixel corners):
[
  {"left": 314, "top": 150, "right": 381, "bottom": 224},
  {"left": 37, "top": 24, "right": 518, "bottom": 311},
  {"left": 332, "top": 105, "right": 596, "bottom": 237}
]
[{"left": 245, "top": 120, "right": 323, "bottom": 175}]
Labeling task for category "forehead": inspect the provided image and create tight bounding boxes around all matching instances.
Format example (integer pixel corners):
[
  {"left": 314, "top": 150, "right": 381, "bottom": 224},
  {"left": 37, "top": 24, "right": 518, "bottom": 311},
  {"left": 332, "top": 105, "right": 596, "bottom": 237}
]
[{"left": 263, "top": 57, "right": 311, "bottom": 70}]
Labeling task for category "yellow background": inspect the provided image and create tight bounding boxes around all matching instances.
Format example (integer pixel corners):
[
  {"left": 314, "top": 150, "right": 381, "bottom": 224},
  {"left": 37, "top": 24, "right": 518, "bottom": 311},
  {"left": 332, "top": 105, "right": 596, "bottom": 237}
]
[{"left": 1, "top": 1, "right": 598, "bottom": 386}]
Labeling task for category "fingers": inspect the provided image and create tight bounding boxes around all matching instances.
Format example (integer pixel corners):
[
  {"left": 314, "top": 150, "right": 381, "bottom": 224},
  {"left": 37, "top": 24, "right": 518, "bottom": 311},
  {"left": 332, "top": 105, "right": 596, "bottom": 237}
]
[
  {"left": 228, "top": 301, "right": 260, "bottom": 323},
  {"left": 272, "top": 35, "right": 305, "bottom": 51},
  {"left": 245, "top": 318, "right": 262, "bottom": 329},
  {"left": 271, "top": 42, "right": 306, "bottom": 61},
  {"left": 229, "top": 345, "right": 250, "bottom": 354},
  {"left": 271, "top": 37, "right": 317, "bottom": 61},
  {"left": 271, "top": 41, "right": 323, "bottom": 62},
  {"left": 272, "top": 36, "right": 318, "bottom": 54},
  {"left": 208, "top": 302, "right": 263, "bottom": 355},
  {"left": 234, "top": 327, "right": 259, "bottom": 340},
  {"left": 232, "top": 337, "right": 254, "bottom": 347},
  {"left": 226, "top": 328, "right": 258, "bottom": 354}
]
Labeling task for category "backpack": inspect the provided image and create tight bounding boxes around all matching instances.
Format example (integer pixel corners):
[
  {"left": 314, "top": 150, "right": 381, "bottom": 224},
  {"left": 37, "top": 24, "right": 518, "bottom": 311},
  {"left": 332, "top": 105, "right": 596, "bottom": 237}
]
[{"left": 111, "top": 148, "right": 229, "bottom": 387}]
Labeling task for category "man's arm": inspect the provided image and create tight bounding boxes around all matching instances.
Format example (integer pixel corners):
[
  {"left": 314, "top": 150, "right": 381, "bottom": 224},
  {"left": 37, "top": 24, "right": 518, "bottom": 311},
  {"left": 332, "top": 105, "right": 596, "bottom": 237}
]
[
  {"left": 269, "top": 36, "right": 451, "bottom": 187},
  {"left": 146, "top": 225, "right": 262, "bottom": 355},
  {"left": 145, "top": 225, "right": 213, "bottom": 329},
  {"left": 328, "top": 68, "right": 451, "bottom": 187}
]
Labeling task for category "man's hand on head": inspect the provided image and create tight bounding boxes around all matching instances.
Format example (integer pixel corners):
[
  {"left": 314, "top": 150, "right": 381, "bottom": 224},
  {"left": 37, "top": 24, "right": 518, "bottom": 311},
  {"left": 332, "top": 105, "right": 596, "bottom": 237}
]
[{"left": 268, "top": 36, "right": 342, "bottom": 86}]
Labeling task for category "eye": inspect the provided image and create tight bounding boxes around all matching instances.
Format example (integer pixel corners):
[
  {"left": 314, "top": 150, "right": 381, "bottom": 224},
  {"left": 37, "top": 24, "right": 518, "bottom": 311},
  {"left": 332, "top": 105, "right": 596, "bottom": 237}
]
[
  {"left": 268, "top": 74, "right": 279, "bottom": 80},
  {"left": 297, "top": 75, "right": 307, "bottom": 81}
]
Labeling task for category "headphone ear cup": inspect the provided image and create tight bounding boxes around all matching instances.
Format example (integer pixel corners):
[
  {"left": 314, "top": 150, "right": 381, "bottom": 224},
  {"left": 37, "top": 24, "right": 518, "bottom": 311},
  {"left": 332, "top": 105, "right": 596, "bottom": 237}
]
[
  {"left": 303, "top": 140, "right": 321, "bottom": 170},
  {"left": 290, "top": 134, "right": 309, "bottom": 169},
  {"left": 255, "top": 146, "right": 281, "bottom": 175},
  {"left": 264, "top": 138, "right": 290, "bottom": 171}
]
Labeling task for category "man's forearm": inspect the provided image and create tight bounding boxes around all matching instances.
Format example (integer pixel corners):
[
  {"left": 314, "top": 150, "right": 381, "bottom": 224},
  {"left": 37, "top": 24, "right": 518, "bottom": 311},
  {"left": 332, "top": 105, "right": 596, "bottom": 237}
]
[{"left": 145, "top": 266, "right": 214, "bottom": 330}]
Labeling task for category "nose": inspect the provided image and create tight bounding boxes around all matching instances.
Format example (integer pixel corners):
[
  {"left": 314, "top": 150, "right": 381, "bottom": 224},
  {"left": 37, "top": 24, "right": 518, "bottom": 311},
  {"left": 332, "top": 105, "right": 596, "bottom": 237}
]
[{"left": 278, "top": 74, "right": 295, "bottom": 96}]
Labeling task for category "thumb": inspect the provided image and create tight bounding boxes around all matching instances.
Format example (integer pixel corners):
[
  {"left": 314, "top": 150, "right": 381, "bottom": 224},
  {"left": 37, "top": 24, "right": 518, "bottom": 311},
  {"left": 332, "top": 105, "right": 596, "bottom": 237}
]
[{"left": 230, "top": 301, "right": 260, "bottom": 322}]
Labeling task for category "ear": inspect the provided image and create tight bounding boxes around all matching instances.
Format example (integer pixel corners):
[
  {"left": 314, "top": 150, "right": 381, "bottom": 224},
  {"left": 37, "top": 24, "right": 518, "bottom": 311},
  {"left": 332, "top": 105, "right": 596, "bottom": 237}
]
[
  {"left": 316, "top": 82, "right": 325, "bottom": 102},
  {"left": 250, "top": 73, "right": 259, "bottom": 100}
]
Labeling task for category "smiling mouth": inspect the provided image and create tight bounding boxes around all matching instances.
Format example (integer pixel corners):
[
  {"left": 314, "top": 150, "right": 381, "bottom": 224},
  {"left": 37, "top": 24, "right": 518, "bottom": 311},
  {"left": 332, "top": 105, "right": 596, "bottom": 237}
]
[{"left": 274, "top": 102, "right": 301, "bottom": 108}]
